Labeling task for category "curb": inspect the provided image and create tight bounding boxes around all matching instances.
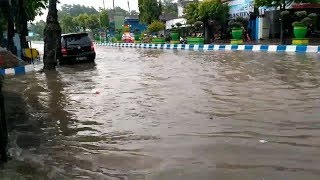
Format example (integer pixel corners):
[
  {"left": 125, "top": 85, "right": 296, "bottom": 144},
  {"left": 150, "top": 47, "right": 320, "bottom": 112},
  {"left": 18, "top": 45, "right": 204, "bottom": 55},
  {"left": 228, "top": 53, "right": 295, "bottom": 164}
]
[
  {"left": 96, "top": 43, "right": 320, "bottom": 53},
  {"left": 0, "top": 64, "right": 35, "bottom": 76}
]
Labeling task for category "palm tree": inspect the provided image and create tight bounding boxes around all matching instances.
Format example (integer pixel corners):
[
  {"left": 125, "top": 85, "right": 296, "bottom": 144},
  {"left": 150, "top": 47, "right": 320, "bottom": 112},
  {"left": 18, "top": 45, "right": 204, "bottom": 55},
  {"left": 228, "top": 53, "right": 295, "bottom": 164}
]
[{"left": 43, "top": 0, "right": 61, "bottom": 70}]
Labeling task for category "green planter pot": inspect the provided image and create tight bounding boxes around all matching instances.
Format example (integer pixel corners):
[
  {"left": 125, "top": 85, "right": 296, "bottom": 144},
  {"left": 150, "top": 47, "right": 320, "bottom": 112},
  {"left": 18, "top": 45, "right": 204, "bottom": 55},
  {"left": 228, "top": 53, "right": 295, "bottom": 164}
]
[
  {"left": 187, "top": 37, "right": 204, "bottom": 45},
  {"left": 293, "top": 26, "right": 307, "bottom": 39},
  {"left": 134, "top": 34, "right": 140, "bottom": 41},
  {"left": 171, "top": 32, "right": 179, "bottom": 41},
  {"left": 231, "top": 28, "right": 242, "bottom": 40},
  {"left": 152, "top": 38, "right": 165, "bottom": 44}
]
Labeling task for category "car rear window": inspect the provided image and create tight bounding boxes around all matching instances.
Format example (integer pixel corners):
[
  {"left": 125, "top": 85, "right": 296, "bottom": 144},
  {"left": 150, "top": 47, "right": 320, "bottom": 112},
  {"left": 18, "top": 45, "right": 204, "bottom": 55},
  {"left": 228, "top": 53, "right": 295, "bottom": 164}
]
[{"left": 64, "top": 34, "right": 92, "bottom": 46}]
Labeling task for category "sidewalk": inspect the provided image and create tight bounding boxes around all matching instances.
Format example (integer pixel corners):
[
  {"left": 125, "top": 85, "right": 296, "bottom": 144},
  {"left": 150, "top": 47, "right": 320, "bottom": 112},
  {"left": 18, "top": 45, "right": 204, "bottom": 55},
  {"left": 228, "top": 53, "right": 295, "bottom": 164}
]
[{"left": 213, "top": 38, "right": 320, "bottom": 45}]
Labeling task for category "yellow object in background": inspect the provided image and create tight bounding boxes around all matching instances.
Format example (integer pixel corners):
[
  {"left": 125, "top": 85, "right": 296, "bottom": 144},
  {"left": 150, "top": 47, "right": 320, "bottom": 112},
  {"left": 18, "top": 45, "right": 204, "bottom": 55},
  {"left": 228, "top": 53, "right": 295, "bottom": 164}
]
[{"left": 24, "top": 48, "right": 40, "bottom": 60}]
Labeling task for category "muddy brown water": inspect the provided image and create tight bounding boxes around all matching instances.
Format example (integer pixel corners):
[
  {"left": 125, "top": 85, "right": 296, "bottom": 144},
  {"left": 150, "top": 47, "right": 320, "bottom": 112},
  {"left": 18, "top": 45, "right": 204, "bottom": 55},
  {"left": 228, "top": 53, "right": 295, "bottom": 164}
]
[{"left": 1, "top": 46, "right": 320, "bottom": 180}]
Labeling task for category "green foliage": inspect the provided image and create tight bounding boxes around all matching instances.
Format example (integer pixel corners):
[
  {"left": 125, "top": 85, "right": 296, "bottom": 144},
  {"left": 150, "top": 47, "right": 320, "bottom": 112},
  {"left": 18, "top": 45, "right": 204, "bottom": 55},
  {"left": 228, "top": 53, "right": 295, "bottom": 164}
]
[
  {"left": 194, "top": 21, "right": 204, "bottom": 31},
  {"left": 162, "top": 0, "right": 178, "bottom": 18},
  {"left": 147, "top": 21, "right": 165, "bottom": 33},
  {"left": 295, "top": 11, "right": 307, "bottom": 18},
  {"left": 292, "top": 11, "right": 315, "bottom": 26},
  {"left": 197, "top": 0, "right": 229, "bottom": 24},
  {"left": 228, "top": 16, "right": 249, "bottom": 29},
  {"left": 280, "top": 10, "right": 290, "bottom": 17},
  {"left": 100, "top": 9, "right": 109, "bottom": 30},
  {"left": 138, "top": 0, "right": 162, "bottom": 24},
  {"left": 58, "top": 4, "right": 98, "bottom": 20},
  {"left": 60, "top": 15, "right": 77, "bottom": 33},
  {"left": 308, "top": 13, "right": 318, "bottom": 24},
  {"left": 111, "top": 37, "right": 117, "bottom": 43},
  {"left": 184, "top": 3, "right": 199, "bottom": 25},
  {"left": 29, "top": 20, "right": 46, "bottom": 39},
  {"left": 184, "top": 0, "right": 229, "bottom": 26},
  {"left": 75, "top": 13, "right": 90, "bottom": 30},
  {"left": 86, "top": 14, "right": 100, "bottom": 32},
  {"left": 24, "top": 0, "right": 48, "bottom": 21}
]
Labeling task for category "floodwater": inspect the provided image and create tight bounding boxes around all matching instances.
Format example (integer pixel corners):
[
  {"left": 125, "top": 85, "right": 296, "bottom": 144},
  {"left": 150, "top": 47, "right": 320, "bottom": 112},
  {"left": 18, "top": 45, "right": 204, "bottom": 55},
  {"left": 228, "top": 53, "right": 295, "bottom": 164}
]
[{"left": 1, "top": 46, "right": 320, "bottom": 180}]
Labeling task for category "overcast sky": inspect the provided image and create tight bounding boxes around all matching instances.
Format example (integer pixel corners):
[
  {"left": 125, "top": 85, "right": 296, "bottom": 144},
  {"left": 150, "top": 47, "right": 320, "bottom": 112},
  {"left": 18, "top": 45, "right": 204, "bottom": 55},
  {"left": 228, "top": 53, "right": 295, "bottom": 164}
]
[{"left": 35, "top": 0, "right": 140, "bottom": 22}]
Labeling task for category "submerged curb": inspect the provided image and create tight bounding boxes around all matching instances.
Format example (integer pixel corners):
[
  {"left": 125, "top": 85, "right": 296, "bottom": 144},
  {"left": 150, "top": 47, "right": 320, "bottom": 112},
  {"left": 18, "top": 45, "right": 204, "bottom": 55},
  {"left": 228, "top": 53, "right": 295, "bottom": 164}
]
[
  {"left": 96, "top": 43, "right": 320, "bottom": 53},
  {"left": 0, "top": 64, "right": 34, "bottom": 76}
]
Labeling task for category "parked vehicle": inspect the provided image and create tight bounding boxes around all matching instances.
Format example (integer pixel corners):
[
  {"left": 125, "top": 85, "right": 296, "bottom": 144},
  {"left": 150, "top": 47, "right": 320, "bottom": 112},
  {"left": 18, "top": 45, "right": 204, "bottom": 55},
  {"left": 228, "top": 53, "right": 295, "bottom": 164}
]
[{"left": 60, "top": 33, "right": 96, "bottom": 65}]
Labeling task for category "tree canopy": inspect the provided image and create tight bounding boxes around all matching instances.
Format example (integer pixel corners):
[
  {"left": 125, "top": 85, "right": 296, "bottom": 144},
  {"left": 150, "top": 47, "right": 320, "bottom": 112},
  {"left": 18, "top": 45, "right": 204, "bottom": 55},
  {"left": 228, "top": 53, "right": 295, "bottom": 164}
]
[
  {"left": 100, "top": 9, "right": 110, "bottom": 31},
  {"left": 162, "top": 0, "right": 178, "bottom": 19},
  {"left": 58, "top": 4, "right": 98, "bottom": 20},
  {"left": 184, "top": 0, "right": 229, "bottom": 43},
  {"left": 138, "top": 0, "right": 162, "bottom": 24}
]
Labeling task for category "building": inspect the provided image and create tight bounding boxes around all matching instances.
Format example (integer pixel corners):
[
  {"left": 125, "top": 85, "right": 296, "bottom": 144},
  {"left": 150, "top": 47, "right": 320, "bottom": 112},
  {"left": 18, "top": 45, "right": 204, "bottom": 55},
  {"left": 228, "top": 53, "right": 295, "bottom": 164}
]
[
  {"left": 166, "top": 0, "right": 198, "bottom": 30},
  {"left": 124, "top": 16, "right": 147, "bottom": 34}
]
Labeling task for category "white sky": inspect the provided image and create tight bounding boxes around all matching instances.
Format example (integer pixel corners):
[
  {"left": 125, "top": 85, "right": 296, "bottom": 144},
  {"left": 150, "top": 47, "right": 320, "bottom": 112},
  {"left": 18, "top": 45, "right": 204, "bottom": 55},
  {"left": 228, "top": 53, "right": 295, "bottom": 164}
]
[{"left": 35, "top": 0, "right": 140, "bottom": 22}]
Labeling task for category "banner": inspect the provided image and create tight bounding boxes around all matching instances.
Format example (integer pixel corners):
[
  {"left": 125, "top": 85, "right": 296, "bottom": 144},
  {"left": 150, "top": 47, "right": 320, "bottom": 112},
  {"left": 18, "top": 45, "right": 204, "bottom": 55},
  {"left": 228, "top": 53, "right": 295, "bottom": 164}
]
[{"left": 228, "top": 0, "right": 254, "bottom": 19}]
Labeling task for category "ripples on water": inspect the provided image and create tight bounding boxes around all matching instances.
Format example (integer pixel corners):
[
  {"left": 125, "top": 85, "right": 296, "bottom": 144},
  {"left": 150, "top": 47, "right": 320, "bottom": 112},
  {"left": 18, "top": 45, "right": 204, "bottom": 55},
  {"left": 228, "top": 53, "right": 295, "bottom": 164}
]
[{"left": 1, "top": 47, "right": 320, "bottom": 180}]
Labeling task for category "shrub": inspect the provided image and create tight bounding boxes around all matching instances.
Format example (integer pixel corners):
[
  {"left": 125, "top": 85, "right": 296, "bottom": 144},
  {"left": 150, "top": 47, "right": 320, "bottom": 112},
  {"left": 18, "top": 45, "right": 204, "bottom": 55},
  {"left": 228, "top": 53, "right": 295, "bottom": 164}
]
[
  {"left": 228, "top": 17, "right": 248, "bottom": 29},
  {"left": 193, "top": 21, "right": 204, "bottom": 32},
  {"left": 147, "top": 21, "right": 165, "bottom": 33},
  {"left": 292, "top": 11, "right": 316, "bottom": 27},
  {"left": 280, "top": 10, "right": 290, "bottom": 17}
]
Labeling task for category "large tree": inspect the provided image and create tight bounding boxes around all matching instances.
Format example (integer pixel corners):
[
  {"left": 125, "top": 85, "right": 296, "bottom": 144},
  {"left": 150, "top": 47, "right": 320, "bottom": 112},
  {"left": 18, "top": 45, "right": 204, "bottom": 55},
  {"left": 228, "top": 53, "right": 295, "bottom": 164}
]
[
  {"left": 0, "top": 0, "right": 15, "bottom": 53},
  {"left": 162, "top": 0, "right": 178, "bottom": 19},
  {"left": 100, "top": 9, "right": 110, "bottom": 31},
  {"left": 43, "top": 0, "right": 61, "bottom": 70},
  {"left": 138, "top": 0, "right": 162, "bottom": 24},
  {"left": 60, "top": 15, "right": 77, "bottom": 33},
  {"left": 184, "top": 0, "right": 229, "bottom": 43},
  {"left": 58, "top": 4, "right": 99, "bottom": 20},
  {"left": 30, "top": 20, "right": 46, "bottom": 39},
  {"left": 16, "top": 0, "right": 47, "bottom": 49}
]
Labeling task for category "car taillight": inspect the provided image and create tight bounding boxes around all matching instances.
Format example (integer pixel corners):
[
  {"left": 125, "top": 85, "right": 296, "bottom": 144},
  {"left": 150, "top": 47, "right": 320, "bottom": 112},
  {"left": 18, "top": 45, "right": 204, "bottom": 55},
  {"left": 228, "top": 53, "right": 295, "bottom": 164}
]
[
  {"left": 61, "top": 47, "right": 67, "bottom": 56},
  {"left": 91, "top": 42, "right": 94, "bottom": 51}
]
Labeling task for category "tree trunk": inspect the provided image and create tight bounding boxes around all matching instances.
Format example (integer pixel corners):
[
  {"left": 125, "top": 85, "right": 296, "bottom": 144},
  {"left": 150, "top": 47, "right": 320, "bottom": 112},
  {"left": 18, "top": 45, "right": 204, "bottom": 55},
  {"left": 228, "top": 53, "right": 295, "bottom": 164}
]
[
  {"left": 17, "top": 0, "right": 29, "bottom": 49},
  {"left": 43, "top": 0, "right": 61, "bottom": 70},
  {"left": 0, "top": 80, "right": 7, "bottom": 163},
  {"left": 279, "top": 3, "right": 286, "bottom": 45},
  {"left": 204, "top": 23, "right": 214, "bottom": 44},
  {"left": 6, "top": 1, "right": 15, "bottom": 54}
]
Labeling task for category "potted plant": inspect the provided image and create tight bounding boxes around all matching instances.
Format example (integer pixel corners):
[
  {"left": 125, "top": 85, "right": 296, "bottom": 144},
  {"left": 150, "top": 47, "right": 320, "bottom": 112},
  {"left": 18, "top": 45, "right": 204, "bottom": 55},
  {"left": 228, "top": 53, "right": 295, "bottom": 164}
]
[
  {"left": 187, "top": 21, "right": 204, "bottom": 45},
  {"left": 170, "top": 25, "right": 179, "bottom": 41},
  {"left": 115, "top": 29, "right": 123, "bottom": 43},
  {"left": 228, "top": 16, "right": 247, "bottom": 40},
  {"left": 147, "top": 21, "right": 166, "bottom": 44},
  {"left": 134, "top": 28, "right": 140, "bottom": 43},
  {"left": 292, "top": 11, "right": 313, "bottom": 39}
]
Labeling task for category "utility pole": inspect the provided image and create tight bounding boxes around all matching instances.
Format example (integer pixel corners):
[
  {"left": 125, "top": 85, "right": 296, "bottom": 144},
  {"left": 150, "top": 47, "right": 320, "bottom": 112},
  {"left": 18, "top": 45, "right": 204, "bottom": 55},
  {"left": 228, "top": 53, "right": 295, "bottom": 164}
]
[
  {"left": 113, "top": 0, "right": 115, "bottom": 17},
  {"left": 103, "top": 0, "right": 105, "bottom": 9}
]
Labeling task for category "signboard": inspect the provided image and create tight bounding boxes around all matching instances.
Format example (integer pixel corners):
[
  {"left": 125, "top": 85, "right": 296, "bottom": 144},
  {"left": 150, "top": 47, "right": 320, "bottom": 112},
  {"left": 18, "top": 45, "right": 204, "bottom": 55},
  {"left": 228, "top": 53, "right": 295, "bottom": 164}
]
[{"left": 228, "top": 0, "right": 254, "bottom": 19}]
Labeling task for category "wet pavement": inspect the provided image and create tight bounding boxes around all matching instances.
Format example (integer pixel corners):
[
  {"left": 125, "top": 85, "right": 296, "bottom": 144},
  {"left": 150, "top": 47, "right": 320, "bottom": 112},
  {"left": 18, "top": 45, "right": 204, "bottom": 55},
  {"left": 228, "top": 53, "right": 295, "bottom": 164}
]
[{"left": 1, "top": 45, "right": 320, "bottom": 179}]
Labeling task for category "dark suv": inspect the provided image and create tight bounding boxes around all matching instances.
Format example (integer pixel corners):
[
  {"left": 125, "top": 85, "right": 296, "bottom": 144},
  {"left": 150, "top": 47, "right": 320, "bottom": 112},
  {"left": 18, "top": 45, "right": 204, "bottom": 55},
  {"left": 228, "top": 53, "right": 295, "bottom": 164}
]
[{"left": 60, "top": 33, "right": 96, "bottom": 64}]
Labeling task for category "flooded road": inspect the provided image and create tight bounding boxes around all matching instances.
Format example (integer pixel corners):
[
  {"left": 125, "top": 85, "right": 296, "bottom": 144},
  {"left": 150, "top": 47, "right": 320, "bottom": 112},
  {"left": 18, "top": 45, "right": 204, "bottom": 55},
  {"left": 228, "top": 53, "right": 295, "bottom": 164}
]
[{"left": 1, "top": 46, "right": 320, "bottom": 179}]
